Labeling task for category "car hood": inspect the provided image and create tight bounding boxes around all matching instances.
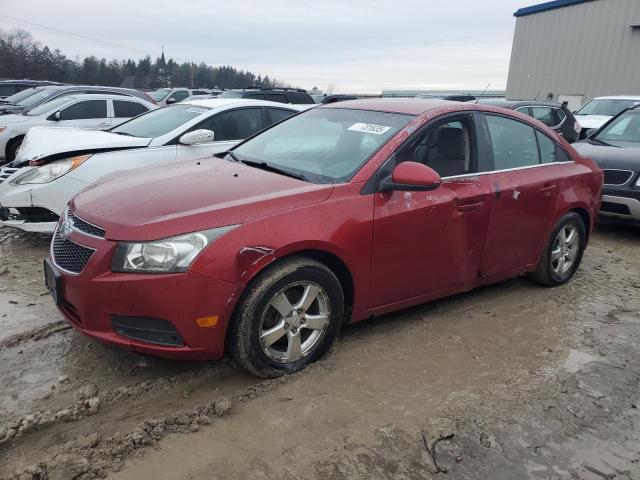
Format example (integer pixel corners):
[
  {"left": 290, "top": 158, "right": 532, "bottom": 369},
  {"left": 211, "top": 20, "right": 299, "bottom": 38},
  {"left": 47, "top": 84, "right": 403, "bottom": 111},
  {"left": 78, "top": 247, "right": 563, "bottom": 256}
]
[
  {"left": 573, "top": 141, "right": 640, "bottom": 170},
  {"left": 72, "top": 157, "right": 334, "bottom": 242},
  {"left": 574, "top": 115, "right": 611, "bottom": 130},
  {"left": 15, "top": 127, "right": 152, "bottom": 163},
  {"left": 0, "top": 113, "right": 31, "bottom": 125}
]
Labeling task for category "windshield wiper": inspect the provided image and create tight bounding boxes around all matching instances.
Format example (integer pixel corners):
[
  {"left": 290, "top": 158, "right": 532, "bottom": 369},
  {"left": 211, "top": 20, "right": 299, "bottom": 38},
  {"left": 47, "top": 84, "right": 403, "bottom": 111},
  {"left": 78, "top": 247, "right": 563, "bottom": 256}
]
[
  {"left": 590, "top": 138, "right": 614, "bottom": 147},
  {"left": 242, "top": 159, "right": 309, "bottom": 181},
  {"left": 112, "top": 131, "right": 135, "bottom": 137}
]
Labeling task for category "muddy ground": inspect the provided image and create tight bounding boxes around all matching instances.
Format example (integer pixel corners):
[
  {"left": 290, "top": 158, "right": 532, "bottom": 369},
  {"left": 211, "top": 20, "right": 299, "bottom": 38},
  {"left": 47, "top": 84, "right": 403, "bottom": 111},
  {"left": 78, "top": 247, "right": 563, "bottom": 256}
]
[{"left": 0, "top": 222, "right": 639, "bottom": 480}]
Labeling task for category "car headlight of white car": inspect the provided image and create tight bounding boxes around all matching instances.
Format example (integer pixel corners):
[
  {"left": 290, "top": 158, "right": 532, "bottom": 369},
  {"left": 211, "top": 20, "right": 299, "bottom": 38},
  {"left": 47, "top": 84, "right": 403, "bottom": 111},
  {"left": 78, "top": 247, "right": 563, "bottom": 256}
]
[
  {"left": 111, "top": 226, "right": 237, "bottom": 273},
  {"left": 11, "top": 154, "right": 91, "bottom": 185}
]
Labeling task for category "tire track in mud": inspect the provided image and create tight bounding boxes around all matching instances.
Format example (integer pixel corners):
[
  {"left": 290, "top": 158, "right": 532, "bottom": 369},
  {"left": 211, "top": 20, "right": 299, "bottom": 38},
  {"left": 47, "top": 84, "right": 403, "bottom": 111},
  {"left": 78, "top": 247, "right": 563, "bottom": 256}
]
[{"left": 0, "top": 320, "right": 72, "bottom": 350}]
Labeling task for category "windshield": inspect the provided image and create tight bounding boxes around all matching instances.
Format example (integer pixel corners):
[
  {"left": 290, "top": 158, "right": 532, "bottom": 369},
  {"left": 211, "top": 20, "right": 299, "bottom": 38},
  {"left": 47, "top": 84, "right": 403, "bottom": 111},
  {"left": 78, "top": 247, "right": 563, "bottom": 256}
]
[
  {"left": 26, "top": 96, "right": 75, "bottom": 116},
  {"left": 595, "top": 110, "right": 640, "bottom": 145},
  {"left": 148, "top": 89, "right": 171, "bottom": 101},
  {"left": 3, "top": 88, "right": 40, "bottom": 104},
  {"left": 232, "top": 108, "right": 412, "bottom": 183},
  {"left": 16, "top": 88, "right": 63, "bottom": 108},
  {"left": 218, "top": 91, "right": 244, "bottom": 98},
  {"left": 111, "top": 104, "right": 210, "bottom": 138},
  {"left": 576, "top": 99, "right": 640, "bottom": 117}
]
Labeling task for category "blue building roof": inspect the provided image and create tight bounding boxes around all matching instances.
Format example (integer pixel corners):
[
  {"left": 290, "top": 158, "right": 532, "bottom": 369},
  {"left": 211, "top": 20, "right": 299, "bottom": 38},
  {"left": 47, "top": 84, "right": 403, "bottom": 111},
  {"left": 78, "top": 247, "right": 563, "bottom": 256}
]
[{"left": 514, "top": 0, "right": 593, "bottom": 17}]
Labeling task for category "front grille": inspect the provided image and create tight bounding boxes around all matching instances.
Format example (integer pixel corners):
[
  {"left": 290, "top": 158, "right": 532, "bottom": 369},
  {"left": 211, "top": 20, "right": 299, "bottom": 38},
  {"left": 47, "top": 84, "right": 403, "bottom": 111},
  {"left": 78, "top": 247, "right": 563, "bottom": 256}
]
[
  {"left": 603, "top": 169, "right": 634, "bottom": 186},
  {"left": 68, "top": 211, "right": 105, "bottom": 238},
  {"left": 0, "top": 167, "right": 18, "bottom": 184},
  {"left": 51, "top": 227, "right": 96, "bottom": 274},
  {"left": 601, "top": 201, "right": 631, "bottom": 216}
]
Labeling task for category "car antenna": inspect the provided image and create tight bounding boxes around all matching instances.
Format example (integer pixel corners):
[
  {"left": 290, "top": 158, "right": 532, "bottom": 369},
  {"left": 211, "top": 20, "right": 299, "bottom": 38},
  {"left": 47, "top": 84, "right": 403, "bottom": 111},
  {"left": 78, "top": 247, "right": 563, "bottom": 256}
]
[
  {"left": 475, "top": 83, "right": 491, "bottom": 104},
  {"left": 534, "top": 90, "right": 540, "bottom": 101}
]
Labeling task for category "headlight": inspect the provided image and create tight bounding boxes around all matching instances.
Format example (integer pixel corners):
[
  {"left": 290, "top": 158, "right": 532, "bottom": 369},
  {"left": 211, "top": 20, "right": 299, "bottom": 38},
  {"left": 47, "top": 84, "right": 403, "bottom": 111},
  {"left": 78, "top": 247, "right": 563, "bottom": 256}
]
[
  {"left": 11, "top": 154, "right": 91, "bottom": 185},
  {"left": 112, "top": 226, "right": 237, "bottom": 273}
]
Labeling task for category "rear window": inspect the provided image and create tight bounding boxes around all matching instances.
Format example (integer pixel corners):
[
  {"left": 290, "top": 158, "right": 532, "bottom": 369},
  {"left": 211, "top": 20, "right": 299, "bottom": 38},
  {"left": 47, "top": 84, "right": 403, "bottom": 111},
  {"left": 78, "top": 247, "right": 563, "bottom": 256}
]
[
  {"left": 218, "top": 91, "right": 245, "bottom": 98},
  {"left": 287, "top": 91, "right": 314, "bottom": 104}
]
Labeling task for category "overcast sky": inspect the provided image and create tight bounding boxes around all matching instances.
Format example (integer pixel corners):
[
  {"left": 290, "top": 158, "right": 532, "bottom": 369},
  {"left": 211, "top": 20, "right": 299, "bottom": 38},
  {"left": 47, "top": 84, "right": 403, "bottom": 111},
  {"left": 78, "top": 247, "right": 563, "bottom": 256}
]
[{"left": 1, "top": 0, "right": 528, "bottom": 93}]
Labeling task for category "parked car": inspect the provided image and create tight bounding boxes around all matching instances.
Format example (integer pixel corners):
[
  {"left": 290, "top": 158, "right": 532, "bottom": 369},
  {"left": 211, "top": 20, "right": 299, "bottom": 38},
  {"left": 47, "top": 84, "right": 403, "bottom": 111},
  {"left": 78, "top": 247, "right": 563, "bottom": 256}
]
[
  {"left": 0, "top": 87, "right": 47, "bottom": 106},
  {"left": 0, "top": 94, "right": 155, "bottom": 164},
  {"left": 218, "top": 87, "right": 315, "bottom": 104},
  {"left": 0, "top": 85, "right": 156, "bottom": 117},
  {"left": 573, "top": 105, "right": 640, "bottom": 223},
  {"left": 0, "top": 99, "right": 306, "bottom": 232},
  {"left": 43, "top": 99, "right": 602, "bottom": 377},
  {"left": 178, "top": 90, "right": 223, "bottom": 102},
  {"left": 416, "top": 93, "right": 477, "bottom": 102},
  {"left": 0, "top": 79, "right": 61, "bottom": 99},
  {"left": 149, "top": 88, "right": 216, "bottom": 106},
  {"left": 321, "top": 94, "right": 361, "bottom": 104},
  {"left": 574, "top": 96, "right": 640, "bottom": 139},
  {"left": 477, "top": 99, "right": 581, "bottom": 142}
]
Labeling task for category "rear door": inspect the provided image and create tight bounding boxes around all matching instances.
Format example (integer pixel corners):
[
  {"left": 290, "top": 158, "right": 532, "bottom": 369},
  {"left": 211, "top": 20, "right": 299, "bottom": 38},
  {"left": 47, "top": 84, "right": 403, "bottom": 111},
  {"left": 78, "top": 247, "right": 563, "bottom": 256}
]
[
  {"left": 478, "top": 113, "right": 567, "bottom": 278},
  {"left": 175, "top": 107, "right": 264, "bottom": 161},
  {"left": 369, "top": 113, "right": 492, "bottom": 307},
  {"left": 56, "top": 99, "right": 111, "bottom": 129}
]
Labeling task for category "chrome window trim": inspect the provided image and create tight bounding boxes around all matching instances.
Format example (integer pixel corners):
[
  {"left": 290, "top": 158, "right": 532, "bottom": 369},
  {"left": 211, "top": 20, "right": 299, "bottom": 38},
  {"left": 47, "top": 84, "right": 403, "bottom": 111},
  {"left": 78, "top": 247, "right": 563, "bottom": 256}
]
[{"left": 441, "top": 161, "right": 574, "bottom": 181}]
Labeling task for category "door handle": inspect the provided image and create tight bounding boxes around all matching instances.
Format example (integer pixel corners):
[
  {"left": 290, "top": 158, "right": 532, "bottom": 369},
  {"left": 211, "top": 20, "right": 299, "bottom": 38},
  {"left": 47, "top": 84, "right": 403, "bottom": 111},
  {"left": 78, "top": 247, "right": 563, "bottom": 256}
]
[
  {"left": 457, "top": 201, "right": 485, "bottom": 212},
  {"left": 540, "top": 184, "right": 558, "bottom": 196}
]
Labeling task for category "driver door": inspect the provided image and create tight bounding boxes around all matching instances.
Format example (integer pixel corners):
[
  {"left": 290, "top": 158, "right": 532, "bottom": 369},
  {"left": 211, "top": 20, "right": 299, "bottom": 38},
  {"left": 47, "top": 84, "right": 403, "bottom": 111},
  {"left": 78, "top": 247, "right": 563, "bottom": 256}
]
[
  {"left": 55, "top": 99, "right": 111, "bottom": 130},
  {"left": 176, "top": 107, "right": 264, "bottom": 161},
  {"left": 368, "top": 114, "right": 492, "bottom": 308}
]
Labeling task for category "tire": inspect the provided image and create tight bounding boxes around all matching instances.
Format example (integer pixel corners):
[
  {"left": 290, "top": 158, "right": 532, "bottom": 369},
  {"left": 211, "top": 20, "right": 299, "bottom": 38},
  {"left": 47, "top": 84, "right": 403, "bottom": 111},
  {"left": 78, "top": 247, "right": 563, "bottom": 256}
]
[
  {"left": 529, "top": 212, "right": 586, "bottom": 287},
  {"left": 6, "top": 136, "right": 24, "bottom": 163},
  {"left": 229, "top": 257, "right": 344, "bottom": 378}
]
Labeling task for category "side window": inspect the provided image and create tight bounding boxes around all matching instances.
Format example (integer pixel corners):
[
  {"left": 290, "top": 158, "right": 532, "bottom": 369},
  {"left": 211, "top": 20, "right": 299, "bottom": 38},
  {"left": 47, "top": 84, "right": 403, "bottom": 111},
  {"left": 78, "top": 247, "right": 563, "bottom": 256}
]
[
  {"left": 60, "top": 100, "right": 107, "bottom": 120},
  {"left": 395, "top": 116, "right": 474, "bottom": 178},
  {"left": 485, "top": 115, "right": 539, "bottom": 170},
  {"left": 530, "top": 107, "right": 555, "bottom": 127},
  {"left": 287, "top": 91, "right": 314, "bottom": 104},
  {"left": 192, "top": 90, "right": 207, "bottom": 95},
  {"left": 267, "top": 108, "right": 295, "bottom": 126},
  {"left": 553, "top": 108, "right": 566, "bottom": 125},
  {"left": 113, "top": 100, "right": 149, "bottom": 118},
  {"left": 515, "top": 106, "right": 531, "bottom": 116},
  {"left": 265, "top": 93, "right": 286, "bottom": 103},
  {"left": 169, "top": 90, "right": 189, "bottom": 102},
  {"left": 536, "top": 131, "right": 557, "bottom": 164},
  {"left": 202, "top": 108, "right": 262, "bottom": 141},
  {"left": 247, "top": 93, "right": 265, "bottom": 100}
]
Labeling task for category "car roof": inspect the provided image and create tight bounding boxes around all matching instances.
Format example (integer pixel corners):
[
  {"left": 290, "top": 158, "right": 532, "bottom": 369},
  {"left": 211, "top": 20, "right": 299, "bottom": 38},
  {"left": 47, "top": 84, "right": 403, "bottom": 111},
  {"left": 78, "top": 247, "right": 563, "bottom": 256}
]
[
  {"left": 476, "top": 99, "right": 564, "bottom": 108},
  {"left": 592, "top": 96, "right": 640, "bottom": 100},
  {"left": 43, "top": 85, "right": 135, "bottom": 93},
  {"left": 182, "top": 98, "right": 309, "bottom": 110},
  {"left": 51, "top": 93, "right": 147, "bottom": 102},
  {"left": 320, "top": 98, "right": 461, "bottom": 115}
]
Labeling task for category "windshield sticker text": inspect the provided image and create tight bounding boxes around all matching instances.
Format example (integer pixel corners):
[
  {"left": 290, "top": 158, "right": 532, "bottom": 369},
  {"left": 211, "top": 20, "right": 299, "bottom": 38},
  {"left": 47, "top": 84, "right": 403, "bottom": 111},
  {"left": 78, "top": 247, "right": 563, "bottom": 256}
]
[{"left": 348, "top": 123, "right": 391, "bottom": 135}]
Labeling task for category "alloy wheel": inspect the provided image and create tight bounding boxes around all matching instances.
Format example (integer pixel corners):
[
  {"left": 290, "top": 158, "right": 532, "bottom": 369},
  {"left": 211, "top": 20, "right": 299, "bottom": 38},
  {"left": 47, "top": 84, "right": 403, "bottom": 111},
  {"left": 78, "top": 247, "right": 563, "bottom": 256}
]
[{"left": 551, "top": 224, "right": 579, "bottom": 275}]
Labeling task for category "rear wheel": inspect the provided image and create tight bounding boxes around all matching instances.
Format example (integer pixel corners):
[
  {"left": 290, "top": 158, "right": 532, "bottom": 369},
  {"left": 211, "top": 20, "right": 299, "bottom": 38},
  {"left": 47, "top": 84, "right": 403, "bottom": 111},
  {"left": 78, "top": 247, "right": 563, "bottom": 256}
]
[
  {"left": 229, "top": 257, "right": 344, "bottom": 378},
  {"left": 530, "top": 212, "right": 586, "bottom": 287}
]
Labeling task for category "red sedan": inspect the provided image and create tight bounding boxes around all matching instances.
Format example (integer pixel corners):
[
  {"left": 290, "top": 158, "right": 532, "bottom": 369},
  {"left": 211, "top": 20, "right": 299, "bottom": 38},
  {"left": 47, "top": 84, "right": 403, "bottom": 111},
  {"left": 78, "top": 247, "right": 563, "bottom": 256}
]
[{"left": 44, "top": 99, "right": 603, "bottom": 377}]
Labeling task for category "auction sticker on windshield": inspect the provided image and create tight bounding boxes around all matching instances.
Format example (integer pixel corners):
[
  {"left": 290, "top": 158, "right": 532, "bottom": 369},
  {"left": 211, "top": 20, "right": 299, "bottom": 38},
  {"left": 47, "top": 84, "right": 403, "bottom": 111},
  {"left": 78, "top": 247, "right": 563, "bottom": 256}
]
[{"left": 348, "top": 123, "right": 392, "bottom": 135}]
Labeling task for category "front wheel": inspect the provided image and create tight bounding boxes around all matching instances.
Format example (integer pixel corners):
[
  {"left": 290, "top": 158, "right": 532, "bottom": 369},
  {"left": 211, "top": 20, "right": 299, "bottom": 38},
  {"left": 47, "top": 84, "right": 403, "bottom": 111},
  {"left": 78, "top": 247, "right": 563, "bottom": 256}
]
[
  {"left": 229, "top": 257, "right": 344, "bottom": 378},
  {"left": 529, "top": 212, "right": 586, "bottom": 287}
]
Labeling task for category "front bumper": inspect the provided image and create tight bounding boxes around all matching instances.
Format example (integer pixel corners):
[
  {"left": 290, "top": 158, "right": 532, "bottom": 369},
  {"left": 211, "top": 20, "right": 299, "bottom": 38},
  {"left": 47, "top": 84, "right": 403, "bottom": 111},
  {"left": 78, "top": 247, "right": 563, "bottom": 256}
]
[
  {"left": 0, "top": 173, "right": 87, "bottom": 233},
  {"left": 50, "top": 228, "right": 242, "bottom": 360},
  {"left": 600, "top": 185, "right": 640, "bottom": 222}
]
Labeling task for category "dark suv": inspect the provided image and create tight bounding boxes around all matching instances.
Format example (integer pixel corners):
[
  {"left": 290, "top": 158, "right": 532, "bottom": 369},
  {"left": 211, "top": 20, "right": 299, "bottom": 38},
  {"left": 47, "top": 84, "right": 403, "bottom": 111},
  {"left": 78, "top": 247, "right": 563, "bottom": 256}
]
[
  {"left": 0, "top": 79, "right": 62, "bottom": 99},
  {"left": 218, "top": 87, "right": 315, "bottom": 104},
  {"left": 477, "top": 99, "right": 580, "bottom": 143}
]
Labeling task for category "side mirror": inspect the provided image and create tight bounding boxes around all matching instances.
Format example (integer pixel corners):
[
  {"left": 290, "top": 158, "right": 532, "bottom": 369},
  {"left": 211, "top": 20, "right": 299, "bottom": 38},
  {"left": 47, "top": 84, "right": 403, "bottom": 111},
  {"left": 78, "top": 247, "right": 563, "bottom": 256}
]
[
  {"left": 382, "top": 161, "right": 441, "bottom": 192},
  {"left": 53, "top": 111, "right": 61, "bottom": 121},
  {"left": 179, "top": 129, "right": 215, "bottom": 145},
  {"left": 166, "top": 97, "right": 176, "bottom": 104},
  {"left": 585, "top": 128, "right": 597, "bottom": 138}
]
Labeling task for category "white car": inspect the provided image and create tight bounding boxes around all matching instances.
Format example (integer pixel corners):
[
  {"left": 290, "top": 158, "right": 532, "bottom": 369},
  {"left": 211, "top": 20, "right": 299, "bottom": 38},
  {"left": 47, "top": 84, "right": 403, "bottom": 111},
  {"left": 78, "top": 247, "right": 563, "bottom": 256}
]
[
  {"left": 575, "top": 96, "right": 640, "bottom": 137},
  {"left": 0, "top": 99, "right": 308, "bottom": 233},
  {"left": 0, "top": 94, "right": 156, "bottom": 164},
  {"left": 149, "top": 88, "right": 217, "bottom": 107}
]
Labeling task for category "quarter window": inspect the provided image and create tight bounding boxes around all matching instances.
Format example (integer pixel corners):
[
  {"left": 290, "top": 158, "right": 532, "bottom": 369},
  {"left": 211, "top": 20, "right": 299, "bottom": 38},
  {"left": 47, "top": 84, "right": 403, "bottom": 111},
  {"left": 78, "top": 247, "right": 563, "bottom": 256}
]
[
  {"left": 267, "top": 108, "right": 295, "bottom": 126},
  {"left": 60, "top": 100, "right": 107, "bottom": 120},
  {"left": 113, "top": 100, "right": 149, "bottom": 118},
  {"left": 530, "top": 107, "right": 556, "bottom": 127},
  {"left": 169, "top": 90, "right": 189, "bottom": 102},
  {"left": 485, "top": 115, "right": 539, "bottom": 170}
]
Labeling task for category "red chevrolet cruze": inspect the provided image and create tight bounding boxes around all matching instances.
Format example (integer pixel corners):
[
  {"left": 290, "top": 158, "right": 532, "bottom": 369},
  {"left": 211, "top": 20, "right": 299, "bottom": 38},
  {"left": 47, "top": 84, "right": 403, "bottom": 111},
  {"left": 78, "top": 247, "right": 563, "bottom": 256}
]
[{"left": 45, "top": 99, "right": 603, "bottom": 377}]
